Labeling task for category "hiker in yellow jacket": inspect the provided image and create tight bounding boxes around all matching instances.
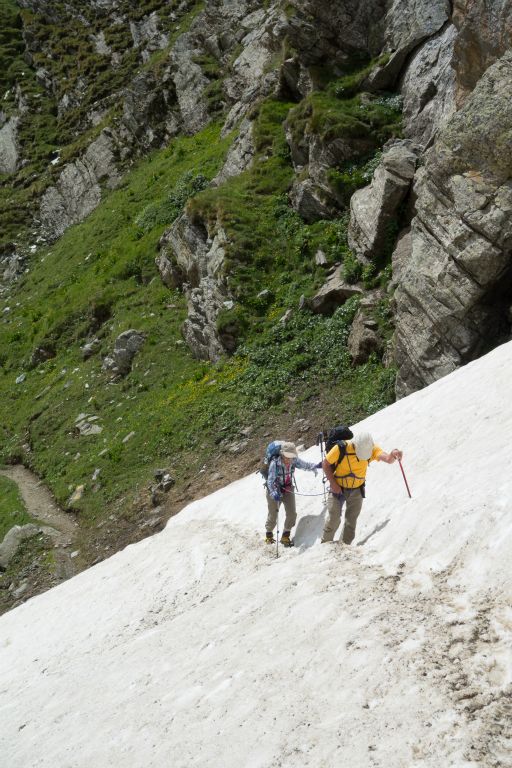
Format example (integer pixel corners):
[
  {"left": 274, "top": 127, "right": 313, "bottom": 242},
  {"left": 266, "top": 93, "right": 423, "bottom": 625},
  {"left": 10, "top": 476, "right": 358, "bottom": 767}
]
[{"left": 321, "top": 431, "right": 403, "bottom": 544}]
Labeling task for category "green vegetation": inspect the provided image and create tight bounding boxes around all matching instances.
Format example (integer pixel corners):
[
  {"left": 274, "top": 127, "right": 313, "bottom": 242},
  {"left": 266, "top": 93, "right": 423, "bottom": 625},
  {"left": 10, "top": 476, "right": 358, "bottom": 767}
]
[
  {"left": 287, "top": 84, "right": 402, "bottom": 149},
  {"left": 0, "top": 475, "right": 32, "bottom": 541},
  {"left": 0, "top": 24, "right": 400, "bottom": 552},
  {"left": 0, "top": 0, "right": 207, "bottom": 250},
  {"left": 0, "top": 0, "right": 24, "bottom": 94}
]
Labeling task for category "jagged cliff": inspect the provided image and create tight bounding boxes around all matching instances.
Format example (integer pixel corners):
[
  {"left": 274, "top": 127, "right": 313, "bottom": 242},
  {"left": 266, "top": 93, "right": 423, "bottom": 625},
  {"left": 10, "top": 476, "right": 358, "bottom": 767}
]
[
  {"left": 0, "top": 0, "right": 511, "bottom": 604},
  {"left": 3, "top": 0, "right": 510, "bottom": 390}
]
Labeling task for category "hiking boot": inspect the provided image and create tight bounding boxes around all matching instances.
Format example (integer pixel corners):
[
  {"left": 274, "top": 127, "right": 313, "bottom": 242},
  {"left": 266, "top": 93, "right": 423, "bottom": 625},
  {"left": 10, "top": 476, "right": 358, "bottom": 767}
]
[
  {"left": 265, "top": 532, "right": 275, "bottom": 544},
  {"left": 280, "top": 531, "right": 293, "bottom": 547}
]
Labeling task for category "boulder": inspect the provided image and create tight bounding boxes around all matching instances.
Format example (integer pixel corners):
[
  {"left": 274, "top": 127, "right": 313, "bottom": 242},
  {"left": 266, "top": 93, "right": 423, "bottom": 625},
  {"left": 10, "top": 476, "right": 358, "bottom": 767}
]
[
  {"left": 348, "top": 141, "right": 418, "bottom": 263},
  {"left": 306, "top": 268, "right": 362, "bottom": 315},
  {"left": 80, "top": 338, "right": 101, "bottom": 360},
  {"left": 394, "top": 51, "right": 512, "bottom": 397},
  {"left": 289, "top": 177, "right": 334, "bottom": 223},
  {"left": 0, "top": 525, "right": 41, "bottom": 570},
  {"left": 102, "top": 330, "right": 146, "bottom": 377},
  {"left": 347, "top": 293, "right": 385, "bottom": 364},
  {"left": 1, "top": 248, "right": 24, "bottom": 284}
]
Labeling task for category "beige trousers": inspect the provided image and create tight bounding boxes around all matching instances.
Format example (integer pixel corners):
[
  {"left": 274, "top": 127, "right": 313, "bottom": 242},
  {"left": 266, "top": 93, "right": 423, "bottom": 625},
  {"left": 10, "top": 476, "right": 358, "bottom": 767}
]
[
  {"left": 265, "top": 490, "right": 296, "bottom": 533},
  {"left": 321, "top": 488, "right": 364, "bottom": 544}
]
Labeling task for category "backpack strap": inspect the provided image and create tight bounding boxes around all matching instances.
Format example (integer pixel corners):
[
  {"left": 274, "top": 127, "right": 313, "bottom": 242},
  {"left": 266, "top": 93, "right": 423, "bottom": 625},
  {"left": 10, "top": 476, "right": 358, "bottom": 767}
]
[
  {"left": 336, "top": 449, "right": 369, "bottom": 482},
  {"left": 328, "top": 440, "right": 347, "bottom": 470}
]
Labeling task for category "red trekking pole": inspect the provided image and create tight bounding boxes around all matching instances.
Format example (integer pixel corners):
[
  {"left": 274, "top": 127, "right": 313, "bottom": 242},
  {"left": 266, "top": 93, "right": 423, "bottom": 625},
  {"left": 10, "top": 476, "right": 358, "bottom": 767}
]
[{"left": 398, "top": 459, "right": 412, "bottom": 498}]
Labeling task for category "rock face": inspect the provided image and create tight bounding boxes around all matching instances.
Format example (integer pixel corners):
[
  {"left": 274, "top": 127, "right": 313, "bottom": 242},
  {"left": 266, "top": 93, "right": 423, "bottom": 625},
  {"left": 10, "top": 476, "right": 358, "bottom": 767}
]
[
  {"left": 130, "top": 11, "right": 169, "bottom": 60},
  {"left": 158, "top": 213, "right": 231, "bottom": 361},
  {"left": 400, "top": 24, "right": 457, "bottom": 148},
  {"left": 0, "top": 117, "right": 20, "bottom": 174},
  {"left": 102, "top": 330, "right": 146, "bottom": 377},
  {"left": 40, "top": 131, "right": 121, "bottom": 241},
  {"left": 286, "top": 124, "right": 378, "bottom": 223},
  {"left": 212, "top": 119, "right": 255, "bottom": 186},
  {"left": 366, "top": 0, "right": 451, "bottom": 90},
  {"left": 121, "top": 71, "right": 177, "bottom": 149},
  {"left": 282, "top": 0, "right": 386, "bottom": 63},
  {"left": 452, "top": 0, "right": 512, "bottom": 105},
  {"left": 169, "top": 33, "right": 210, "bottom": 136},
  {"left": 394, "top": 52, "right": 512, "bottom": 397},
  {"left": 348, "top": 141, "right": 418, "bottom": 263}
]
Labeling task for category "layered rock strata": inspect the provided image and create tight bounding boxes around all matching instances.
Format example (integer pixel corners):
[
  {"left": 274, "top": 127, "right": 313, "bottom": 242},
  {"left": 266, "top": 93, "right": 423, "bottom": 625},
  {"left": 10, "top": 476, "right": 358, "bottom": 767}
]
[{"left": 394, "top": 52, "right": 512, "bottom": 397}]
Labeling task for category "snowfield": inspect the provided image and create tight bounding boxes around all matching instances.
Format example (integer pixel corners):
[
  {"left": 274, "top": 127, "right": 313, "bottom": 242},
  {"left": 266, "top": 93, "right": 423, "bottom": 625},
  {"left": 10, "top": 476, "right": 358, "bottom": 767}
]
[{"left": 1, "top": 342, "right": 512, "bottom": 768}]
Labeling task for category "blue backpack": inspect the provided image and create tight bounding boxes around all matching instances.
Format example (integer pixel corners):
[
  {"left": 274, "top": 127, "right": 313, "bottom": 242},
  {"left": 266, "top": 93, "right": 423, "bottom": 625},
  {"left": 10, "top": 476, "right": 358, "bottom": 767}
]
[{"left": 259, "top": 441, "right": 283, "bottom": 480}]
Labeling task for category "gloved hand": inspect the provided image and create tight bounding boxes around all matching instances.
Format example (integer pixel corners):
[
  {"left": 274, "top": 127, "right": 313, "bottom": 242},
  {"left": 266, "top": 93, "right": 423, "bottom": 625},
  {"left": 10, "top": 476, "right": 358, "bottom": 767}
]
[
  {"left": 271, "top": 491, "right": 281, "bottom": 502},
  {"left": 315, "top": 461, "right": 322, "bottom": 468}
]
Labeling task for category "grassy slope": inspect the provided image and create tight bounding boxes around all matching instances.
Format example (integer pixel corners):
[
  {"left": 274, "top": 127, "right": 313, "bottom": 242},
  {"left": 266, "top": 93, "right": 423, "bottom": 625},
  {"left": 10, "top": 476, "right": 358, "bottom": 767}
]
[
  {"left": 0, "top": 474, "right": 32, "bottom": 540},
  {"left": 0, "top": 106, "right": 396, "bottom": 535},
  {"left": 0, "top": 7, "right": 401, "bottom": 562},
  {"left": 0, "top": 0, "right": 205, "bottom": 249}
]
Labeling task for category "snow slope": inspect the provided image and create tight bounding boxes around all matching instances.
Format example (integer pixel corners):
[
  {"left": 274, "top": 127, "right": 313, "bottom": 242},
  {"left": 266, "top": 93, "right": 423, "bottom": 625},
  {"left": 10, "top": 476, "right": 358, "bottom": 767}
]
[{"left": 1, "top": 342, "right": 512, "bottom": 768}]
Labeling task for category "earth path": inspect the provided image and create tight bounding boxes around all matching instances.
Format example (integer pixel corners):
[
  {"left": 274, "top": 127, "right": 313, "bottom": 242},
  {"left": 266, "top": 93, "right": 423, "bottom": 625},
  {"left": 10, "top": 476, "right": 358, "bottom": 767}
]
[{"left": 0, "top": 465, "right": 78, "bottom": 579}]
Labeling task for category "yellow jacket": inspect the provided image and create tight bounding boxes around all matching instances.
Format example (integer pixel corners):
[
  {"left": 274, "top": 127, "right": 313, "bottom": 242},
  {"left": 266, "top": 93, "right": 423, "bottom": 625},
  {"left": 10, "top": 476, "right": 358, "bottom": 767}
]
[{"left": 326, "top": 441, "right": 382, "bottom": 489}]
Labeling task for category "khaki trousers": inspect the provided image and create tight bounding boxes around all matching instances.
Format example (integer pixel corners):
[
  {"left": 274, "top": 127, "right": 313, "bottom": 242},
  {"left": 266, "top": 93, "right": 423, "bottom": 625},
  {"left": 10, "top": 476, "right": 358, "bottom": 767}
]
[
  {"left": 265, "top": 490, "right": 296, "bottom": 533},
  {"left": 321, "top": 488, "right": 364, "bottom": 544}
]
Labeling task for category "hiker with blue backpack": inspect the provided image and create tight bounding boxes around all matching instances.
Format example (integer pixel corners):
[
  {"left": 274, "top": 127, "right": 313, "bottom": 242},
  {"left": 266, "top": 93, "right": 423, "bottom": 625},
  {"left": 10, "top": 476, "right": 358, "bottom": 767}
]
[
  {"left": 321, "top": 431, "right": 403, "bottom": 545},
  {"left": 263, "top": 441, "right": 320, "bottom": 547}
]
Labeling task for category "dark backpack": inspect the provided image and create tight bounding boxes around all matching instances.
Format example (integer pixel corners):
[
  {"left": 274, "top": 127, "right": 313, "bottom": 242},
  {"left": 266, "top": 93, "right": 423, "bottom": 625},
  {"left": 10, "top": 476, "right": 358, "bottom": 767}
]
[
  {"left": 324, "top": 425, "right": 353, "bottom": 452},
  {"left": 317, "top": 425, "right": 354, "bottom": 470}
]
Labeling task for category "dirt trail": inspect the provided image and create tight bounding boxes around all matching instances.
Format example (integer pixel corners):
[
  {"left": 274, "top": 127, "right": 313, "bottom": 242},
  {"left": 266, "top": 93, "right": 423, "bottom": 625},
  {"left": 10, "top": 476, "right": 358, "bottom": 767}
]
[{"left": 0, "top": 465, "right": 78, "bottom": 579}]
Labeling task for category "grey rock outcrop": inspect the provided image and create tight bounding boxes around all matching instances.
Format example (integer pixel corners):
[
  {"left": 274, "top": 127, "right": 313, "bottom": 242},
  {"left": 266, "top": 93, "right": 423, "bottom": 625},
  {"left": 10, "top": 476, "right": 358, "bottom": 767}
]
[
  {"left": 212, "top": 119, "right": 255, "bottom": 186},
  {"left": 347, "top": 292, "right": 385, "bottom": 365},
  {"left": 394, "top": 52, "right": 512, "bottom": 397},
  {"left": 305, "top": 268, "right": 362, "bottom": 315},
  {"left": 452, "top": 0, "right": 512, "bottom": 105},
  {"left": 0, "top": 524, "right": 41, "bottom": 570},
  {"left": 170, "top": 33, "right": 211, "bottom": 136},
  {"left": 40, "top": 130, "right": 121, "bottom": 241},
  {"left": 80, "top": 338, "right": 101, "bottom": 360},
  {"left": 286, "top": 128, "right": 377, "bottom": 223},
  {"left": 102, "top": 330, "right": 146, "bottom": 377},
  {"left": 1, "top": 248, "right": 24, "bottom": 286},
  {"left": 122, "top": 71, "right": 177, "bottom": 149},
  {"left": 348, "top": 141, "right": 418, "bottom": 263},
  {"left": 281, "top": 0, "right": 386, "bottom": 64},
  {"left": 0, "top": 117, "right": 20, "bottom": 174},
  {"left": 400, "top": 24, "right": 457, "bottom": 148},
  {"left": 130, "top": 11, "right": 169, "bottom": 60},
  {"left": 366, "top": 0, "right": 451, "bottom": 90},
  {"left": 158, "top": 213, "right": 231, "bottom": 361}
]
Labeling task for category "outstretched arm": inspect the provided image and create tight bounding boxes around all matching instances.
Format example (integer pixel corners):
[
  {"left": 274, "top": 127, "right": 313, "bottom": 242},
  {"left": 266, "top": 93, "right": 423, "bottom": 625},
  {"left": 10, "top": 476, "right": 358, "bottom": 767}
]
[
  {"left": 294, "top": 457, "right": 318, "bottom": 472},
  {"left": 377, "top": 449, "right": 403, "bottom": 464}
]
